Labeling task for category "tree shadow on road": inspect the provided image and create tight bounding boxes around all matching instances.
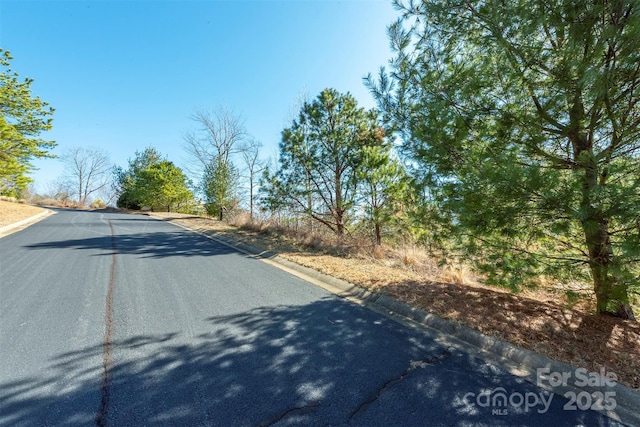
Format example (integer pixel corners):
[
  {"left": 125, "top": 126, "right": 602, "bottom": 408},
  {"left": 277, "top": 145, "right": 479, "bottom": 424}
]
[
  {"left": 0, "top": 298, "right": 621, "bottom": 427},
  {"left": 23, "top": 229, "right": 240, "bottom": 259},
  {"left": 22, "top": 209, "right": 238, "bottom": 259}
]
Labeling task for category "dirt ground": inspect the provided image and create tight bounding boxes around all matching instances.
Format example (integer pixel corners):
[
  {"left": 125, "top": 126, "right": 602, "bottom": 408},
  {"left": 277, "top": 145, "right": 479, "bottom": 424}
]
[
  {"left": 0, "top": 200, "right": 46, "bottom": 228},
  {"left": 151, "top": 212, "right": 640, "bottom": 391}
]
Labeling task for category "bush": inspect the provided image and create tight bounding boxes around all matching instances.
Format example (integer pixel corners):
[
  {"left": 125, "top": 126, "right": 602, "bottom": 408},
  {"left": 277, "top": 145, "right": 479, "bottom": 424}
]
[
  {"left": 90, "top": 199, "right": 106, "bottom": 209},
  {"left": 36, "top": 198, "right": 60, "bottom": 207}
]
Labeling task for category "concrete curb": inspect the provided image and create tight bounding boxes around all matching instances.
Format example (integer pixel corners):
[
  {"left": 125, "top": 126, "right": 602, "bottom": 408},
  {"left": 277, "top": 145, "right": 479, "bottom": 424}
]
[
  {"left": 164, "top": 218, "right": 640, "bottom": 427},
  {"left": 0, "top": 209, "right": 53, "bottom": 238}
]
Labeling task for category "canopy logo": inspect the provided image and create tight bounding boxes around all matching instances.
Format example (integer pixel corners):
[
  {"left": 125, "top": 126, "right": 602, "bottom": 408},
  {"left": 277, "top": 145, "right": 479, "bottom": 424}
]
[{"left": 462, "top": 388, "right": 553, "bottom": 416}]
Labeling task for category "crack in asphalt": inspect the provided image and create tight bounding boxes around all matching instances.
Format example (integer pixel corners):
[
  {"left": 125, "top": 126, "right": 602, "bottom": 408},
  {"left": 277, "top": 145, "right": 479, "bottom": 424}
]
[
  {"left": 348, "top": 346, "right": 453, "bottom": 422},
  {"left": 96, "top": 221, "right": 116, "bottom": 427},
  {"left": 258, "top": 400, "right": 321, "bottom": 427}
]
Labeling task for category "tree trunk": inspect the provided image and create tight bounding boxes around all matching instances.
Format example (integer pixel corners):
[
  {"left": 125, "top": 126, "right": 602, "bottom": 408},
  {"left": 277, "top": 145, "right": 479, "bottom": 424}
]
[
  {"left": 571, "top": 94, "right": 636, "bottom": 321},
  {"left": 336, "top": 207, "right": 345, "bottom": 238},
  {"left": 375, "top": 222, "right": 382, "bottom": 246},
  {"left": 335, "top": 164, "right": 344, "bottom": 238},
  {"left": 583, "top": 217, "right": 635, "bottom": 320},
  {"left": 219, "top": 206, "right": 223, "bottom": 221},
  {"left": 336, "top": 218, "right": 344, "bottom": 237},
  {"left": 249, "top": 178, "right": 254, "bottom": 221},
  {"left": 580, "top": 152, "right": 636, "bottom": 321}
]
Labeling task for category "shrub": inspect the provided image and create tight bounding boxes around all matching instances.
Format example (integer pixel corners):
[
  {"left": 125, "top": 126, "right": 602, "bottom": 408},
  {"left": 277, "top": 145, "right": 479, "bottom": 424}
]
[{"left": 90, "top": 199, "right": 106, "bottom": 209}]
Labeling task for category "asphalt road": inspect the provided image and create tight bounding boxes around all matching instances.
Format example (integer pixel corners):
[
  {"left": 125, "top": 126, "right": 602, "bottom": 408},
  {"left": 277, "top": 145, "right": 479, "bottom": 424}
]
[{"left": 0, "top": 209, "right": 627, "bottom": 426}]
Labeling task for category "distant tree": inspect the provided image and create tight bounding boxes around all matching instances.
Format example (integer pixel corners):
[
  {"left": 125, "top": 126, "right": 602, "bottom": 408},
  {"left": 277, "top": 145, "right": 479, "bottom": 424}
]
[
  {"left": 135, "top": 160, "right": 193, "bottom": 212},
  {"left": 17, "top": 182, "right": 37, "bottom": 203},
  {"left": 115, "top": 148, "right": 193, "bottom": 212},
  {"left": 358, "top": 145, "right": 409, "bottom": 245},
  {"left": 47, "top": 176, "right": 76, "bottom": 203},
  {"left": 126, "top": 146, "right": 163, "bottom": 178},
  {"left": 0, "top": 49, "right": 55, "bottom": 196},
  {"left": 238, "top": 138, "right": 265, "bottom": 219},
  {"left": 368, "top": 0, "right": 640, "bottom": 319},
  {"left": 183, "top": 106, "right": 246, "bottom": 173},
  {"left": 115, "top": 147, "right": 163, "bottom": 209},
  {"left": 183, "top": 106, "right": 246, "bottom": 219},
  {"left": 264, "top": 88, "right": 385, "bottom": 237},
  {"left": 202, "top": 156, "right": 239, "bottom": 220},
  {"left": 60, "top": 146, "right": 112, "bottom": 207}
]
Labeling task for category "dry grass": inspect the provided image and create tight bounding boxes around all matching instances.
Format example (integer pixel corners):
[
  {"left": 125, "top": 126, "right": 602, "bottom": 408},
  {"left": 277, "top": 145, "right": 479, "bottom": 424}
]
[
  {"left": 35, "top": 198, "right": 78, "bottom": 209},
  {"left": 0, "top": 200, "right": 47, "bottom": 228},
  {"left": 151, "top": 211, "right": 640, "bottom": 391}
]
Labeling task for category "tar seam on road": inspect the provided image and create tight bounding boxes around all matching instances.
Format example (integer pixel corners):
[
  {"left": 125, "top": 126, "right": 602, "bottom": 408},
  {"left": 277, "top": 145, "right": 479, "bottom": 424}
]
[
  {"left": 96, "top": 221, "right": 116, "bottom": 427},
  {"left": 348, "top": 346, "right": 453, "bottom": 421},
  {"left": 258, "top": 401, "right": 322, "bottom": 427}
]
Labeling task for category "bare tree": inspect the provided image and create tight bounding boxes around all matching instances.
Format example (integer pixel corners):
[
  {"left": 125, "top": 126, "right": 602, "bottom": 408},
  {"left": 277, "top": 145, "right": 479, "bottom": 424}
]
[
  {"left": 238, "top": 138, "right": 265, "bottom": 219},
  {"left": 184, "top": 106, "right": 246, "bottom": 173},
  {"left": 184, "top": 106, "right": 247, "bottom": 220},
  {"left": 60, "top": 146, "right": 112, "bottom": 207},
  {"left": 47, "top": 176, "right": 76, "bottom": 203}
]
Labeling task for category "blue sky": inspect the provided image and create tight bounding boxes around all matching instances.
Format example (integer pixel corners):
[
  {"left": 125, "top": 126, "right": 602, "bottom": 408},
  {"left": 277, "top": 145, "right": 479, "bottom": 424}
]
[{"left": 0, "top": 0, "right": 399, "bottom": 192}]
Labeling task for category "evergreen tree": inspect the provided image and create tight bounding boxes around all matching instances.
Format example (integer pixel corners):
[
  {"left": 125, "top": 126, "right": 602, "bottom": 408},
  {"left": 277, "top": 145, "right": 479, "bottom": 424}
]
[
  {"left": 116, "top": 148, "right": 193, "bottom": 212},
  {"left": 115, "top": 147, "right": 164, "bottom": 209},
  {"left": 358, "top": 145, "right": 410, "bottom": 245},
  {"left": 264, "top": 88, "right": 385, "bottom": 237},
  {"left": 136, "top": 160, "right": 193, "bottom": 212},
  {"left": 368, "top": 0, "right": 640, "bottom": 319},
  {"left": 202, "top": 156, "right": 239, "bottom": 220},
  {"left": 0, "top": 49, "right": 55, "bottom": 195}
]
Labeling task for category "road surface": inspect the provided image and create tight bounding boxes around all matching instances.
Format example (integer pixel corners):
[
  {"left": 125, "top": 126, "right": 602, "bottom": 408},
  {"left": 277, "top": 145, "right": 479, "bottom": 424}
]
[{"left": 0, "top": 209, "right": 626, "bottom": 426}]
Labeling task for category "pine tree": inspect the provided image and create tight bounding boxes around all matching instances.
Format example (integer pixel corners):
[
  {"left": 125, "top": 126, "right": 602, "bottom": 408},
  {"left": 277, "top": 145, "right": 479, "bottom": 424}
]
[
  {"left": 368, "top": 0, "right": 640, "bottom": 319},
  {"left": 264, "top": 88, "right": 385, "bottom": 237},
  {"left": 0, "top": 49, "right": 55, "bottom": 195},
  {"left": 202, "top": 156, "right": 239, "bottom": 220}
]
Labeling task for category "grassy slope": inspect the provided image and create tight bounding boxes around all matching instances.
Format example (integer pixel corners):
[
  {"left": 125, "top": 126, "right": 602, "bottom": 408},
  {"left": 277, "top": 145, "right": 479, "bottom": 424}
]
[{"left": 0, "top": 200, "right": 46, "bottom": 228}]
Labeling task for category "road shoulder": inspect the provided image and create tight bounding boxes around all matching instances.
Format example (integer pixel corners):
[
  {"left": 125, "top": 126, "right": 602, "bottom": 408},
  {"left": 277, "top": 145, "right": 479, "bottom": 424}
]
[{"left": 0, "top": 209, "right": 54, "bottom": 238}]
